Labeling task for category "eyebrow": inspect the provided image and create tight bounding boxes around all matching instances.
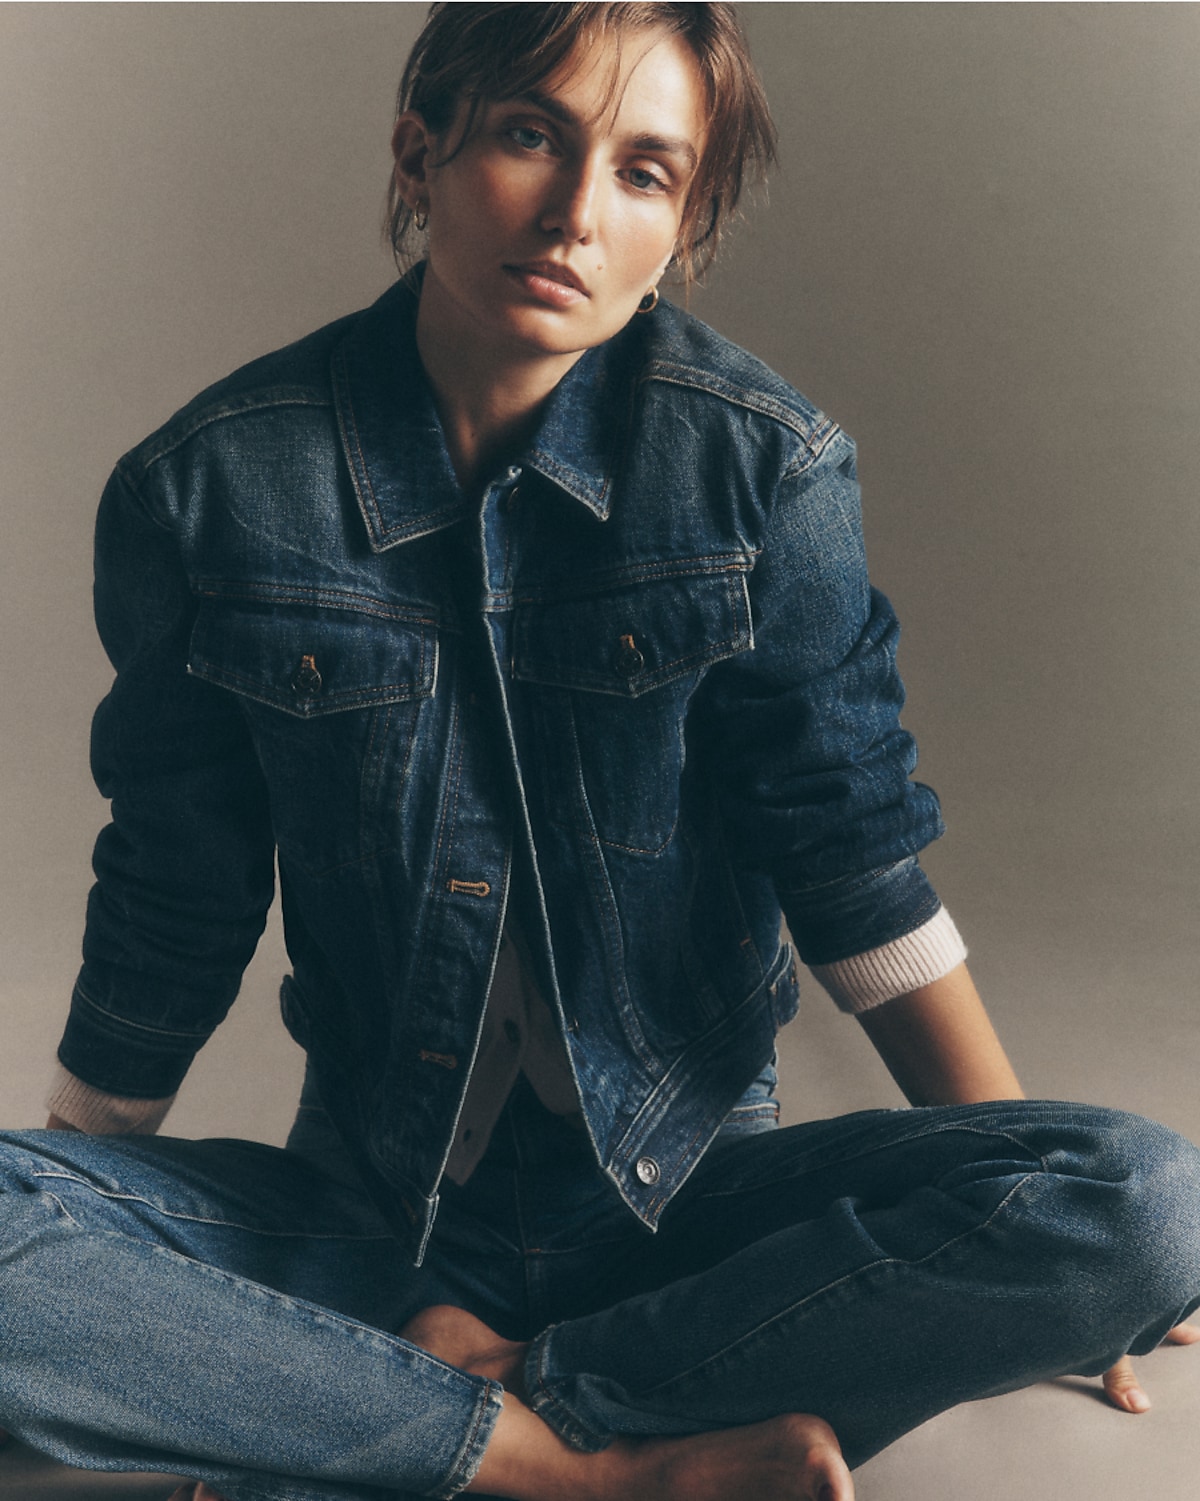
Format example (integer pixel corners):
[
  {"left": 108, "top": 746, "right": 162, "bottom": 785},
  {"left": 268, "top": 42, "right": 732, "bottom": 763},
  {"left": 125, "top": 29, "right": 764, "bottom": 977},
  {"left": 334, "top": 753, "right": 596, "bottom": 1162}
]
[{"left": 514, "top": 89, "right": 699, "bottom": 172}]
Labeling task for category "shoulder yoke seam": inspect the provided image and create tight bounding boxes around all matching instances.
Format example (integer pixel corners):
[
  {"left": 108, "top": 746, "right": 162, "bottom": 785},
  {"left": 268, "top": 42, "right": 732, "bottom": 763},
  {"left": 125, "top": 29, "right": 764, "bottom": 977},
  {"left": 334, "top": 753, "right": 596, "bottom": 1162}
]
[
  {"left": 640, "top": 366, "right": 844, "bottom": 470},
  {"left": 126, "top": 387, "right": 334, "bottom": 477}
]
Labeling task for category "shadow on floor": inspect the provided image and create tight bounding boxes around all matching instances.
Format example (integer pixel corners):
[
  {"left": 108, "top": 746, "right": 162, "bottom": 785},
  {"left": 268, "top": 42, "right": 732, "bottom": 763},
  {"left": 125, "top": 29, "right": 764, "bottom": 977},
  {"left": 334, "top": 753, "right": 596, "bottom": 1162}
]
[{"left": 0, "top": 1442, "right": 180, "bottom": 1498}]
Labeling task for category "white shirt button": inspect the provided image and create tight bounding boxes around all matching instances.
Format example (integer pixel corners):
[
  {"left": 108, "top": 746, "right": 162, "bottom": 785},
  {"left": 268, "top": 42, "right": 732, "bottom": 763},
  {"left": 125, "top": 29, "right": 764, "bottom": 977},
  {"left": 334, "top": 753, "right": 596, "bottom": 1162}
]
[{"left": 635, "top": 1155, "right": 661, "bottom": 1186}]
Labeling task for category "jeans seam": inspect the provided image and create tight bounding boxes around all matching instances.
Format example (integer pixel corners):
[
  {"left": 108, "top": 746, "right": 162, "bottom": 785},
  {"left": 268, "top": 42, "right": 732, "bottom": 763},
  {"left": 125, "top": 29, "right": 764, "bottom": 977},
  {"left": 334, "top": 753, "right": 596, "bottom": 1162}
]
[
  {"left": 692, "top": 1121, "right": 1046, "bottom": 1201},
  {"left": 526, "top": 1167, "right": 1042, "bottom": 1450},
  {"left": 34, "top": 1188, "right": 80, "bottom": 1228},
  {"left": 636, "top": 1169, "right": 1041, "bottom": 1401},
  {"left": 525, "top": 1326, "right": 611, "bottom": 1453},
  {"left": 29, "top": 1171, "right": 396, "bottom": 1242},
  {"left": 425, "top": 1377, "right": 504, "bottom": 1498}
]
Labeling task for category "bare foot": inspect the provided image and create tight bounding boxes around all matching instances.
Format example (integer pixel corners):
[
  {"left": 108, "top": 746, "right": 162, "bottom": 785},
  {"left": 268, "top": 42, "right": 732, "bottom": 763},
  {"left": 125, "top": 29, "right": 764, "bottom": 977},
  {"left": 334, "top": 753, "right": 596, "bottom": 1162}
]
[
  {"left": 401, "top": 1304, "right": 530, "bottom": 1399},
  {"left": 632, "top": 1413, "right": 850, "bottom": 1501},
  {"left": 472, "top": 1399, "right": 852, "bottom": 1501},
  {"left": 403, "top": 1304, "right": 852, "bottom": 1501}
]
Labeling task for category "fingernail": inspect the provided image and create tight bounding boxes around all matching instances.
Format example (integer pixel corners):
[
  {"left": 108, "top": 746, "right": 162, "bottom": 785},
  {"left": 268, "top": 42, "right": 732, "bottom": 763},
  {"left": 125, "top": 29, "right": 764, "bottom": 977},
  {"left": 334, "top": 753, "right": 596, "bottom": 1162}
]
[{"left": 1128, "top": 1390, "right": 1151, "bottom": 1413}]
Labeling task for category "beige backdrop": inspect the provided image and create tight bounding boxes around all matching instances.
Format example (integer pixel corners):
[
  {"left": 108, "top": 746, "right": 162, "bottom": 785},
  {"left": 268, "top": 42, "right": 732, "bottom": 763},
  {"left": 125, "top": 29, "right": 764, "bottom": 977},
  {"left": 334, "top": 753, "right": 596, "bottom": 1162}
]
[{"left": 2, "top": 3, "right": 1198, "bottom": 1151}]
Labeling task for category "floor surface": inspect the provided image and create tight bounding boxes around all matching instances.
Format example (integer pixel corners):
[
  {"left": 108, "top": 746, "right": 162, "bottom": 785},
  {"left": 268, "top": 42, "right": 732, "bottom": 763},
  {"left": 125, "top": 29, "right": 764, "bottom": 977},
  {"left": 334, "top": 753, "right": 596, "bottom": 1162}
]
[
  {"left": 0, "top": 1444, "right": 177, "bottom": 1499},
  {"left": 4, "top": 1347, "right": 1200, "bottom": 1500}
]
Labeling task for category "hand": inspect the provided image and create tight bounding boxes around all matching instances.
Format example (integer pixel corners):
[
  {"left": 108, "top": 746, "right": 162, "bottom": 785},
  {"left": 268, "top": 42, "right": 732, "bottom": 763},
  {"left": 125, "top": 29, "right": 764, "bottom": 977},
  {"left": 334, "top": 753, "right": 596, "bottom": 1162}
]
[{"left": 1102, "top": 1321, "right": 1200, "bottom": 1412}]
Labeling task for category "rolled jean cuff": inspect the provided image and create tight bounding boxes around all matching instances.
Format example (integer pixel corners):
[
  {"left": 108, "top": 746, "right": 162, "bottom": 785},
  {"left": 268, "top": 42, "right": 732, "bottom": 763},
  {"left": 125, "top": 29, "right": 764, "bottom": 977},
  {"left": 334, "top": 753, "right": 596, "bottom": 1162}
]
[
  {"left": 427, "top": 1378, "right": 505, "bottom": 1498},
  {"left": 522, "top": 1327, "right": 611, "bottom": 1455}
]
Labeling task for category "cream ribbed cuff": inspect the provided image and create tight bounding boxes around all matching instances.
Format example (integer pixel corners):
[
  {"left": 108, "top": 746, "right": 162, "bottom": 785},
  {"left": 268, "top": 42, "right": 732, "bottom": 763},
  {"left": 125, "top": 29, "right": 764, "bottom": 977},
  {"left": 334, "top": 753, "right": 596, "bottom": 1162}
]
[
  {"left": 46, "top": 1064, "right": 176, "bottom": 1135},
  {"left": 809, "top": 906, "right": 968, "bottom": 1014}
]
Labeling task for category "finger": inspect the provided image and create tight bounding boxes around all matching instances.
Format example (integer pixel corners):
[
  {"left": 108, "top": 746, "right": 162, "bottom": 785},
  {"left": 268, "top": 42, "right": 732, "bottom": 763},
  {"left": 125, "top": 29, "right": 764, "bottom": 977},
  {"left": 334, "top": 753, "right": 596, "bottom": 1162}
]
[
  {"left": 1163, "top": 1321, "right": 1200, "bottom": 1346},
  {"left": 1102, "top": 1354, "right": 1151, "bottom": 1413}
]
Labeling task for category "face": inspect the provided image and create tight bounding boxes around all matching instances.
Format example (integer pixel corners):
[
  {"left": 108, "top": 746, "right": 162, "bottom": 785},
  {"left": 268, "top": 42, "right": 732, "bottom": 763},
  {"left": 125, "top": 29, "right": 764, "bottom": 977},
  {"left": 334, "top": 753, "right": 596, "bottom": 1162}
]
[{"left": 394, "top": 28, "right": 707, "bottom": 376}]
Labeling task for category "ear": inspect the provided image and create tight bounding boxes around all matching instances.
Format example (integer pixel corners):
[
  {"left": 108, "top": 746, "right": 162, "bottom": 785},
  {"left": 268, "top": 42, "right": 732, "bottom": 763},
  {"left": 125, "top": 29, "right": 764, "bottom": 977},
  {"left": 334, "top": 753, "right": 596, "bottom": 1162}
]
[
  {"left": 651, "top": 246, "right": 676, "bottom": 287},
  {"left": 391, "top": 111, "right": 436, "bottom": 210}
]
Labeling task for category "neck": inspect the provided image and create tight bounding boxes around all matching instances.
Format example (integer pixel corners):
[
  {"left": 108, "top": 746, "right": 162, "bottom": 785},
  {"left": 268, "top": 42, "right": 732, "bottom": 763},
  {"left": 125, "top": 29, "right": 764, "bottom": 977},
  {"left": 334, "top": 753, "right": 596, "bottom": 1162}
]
[{"left": 414, "top": 273, "right": 584, "bottom": 491}]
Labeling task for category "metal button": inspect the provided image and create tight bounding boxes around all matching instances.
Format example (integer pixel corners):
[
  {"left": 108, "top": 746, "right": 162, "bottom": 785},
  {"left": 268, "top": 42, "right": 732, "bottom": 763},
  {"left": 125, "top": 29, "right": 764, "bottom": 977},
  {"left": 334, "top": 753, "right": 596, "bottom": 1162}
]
[
  {"left": 614, "top": 633, "right": 644, "bottom": 677},
  {"left": 291, "top": 654, "right": 322, "bottom": 696},
  {"left": 635, "top": 1155, "right": 661, "bottom": 1186}
]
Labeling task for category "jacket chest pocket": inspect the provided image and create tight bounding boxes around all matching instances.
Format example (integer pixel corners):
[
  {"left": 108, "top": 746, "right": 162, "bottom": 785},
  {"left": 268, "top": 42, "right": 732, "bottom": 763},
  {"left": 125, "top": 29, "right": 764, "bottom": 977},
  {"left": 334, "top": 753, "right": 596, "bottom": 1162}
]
[
  {"left": 512, "top": 567, "right": 753, "bottom": 855},
  {"left": 188, "top": 599, "right": 437, "bottom": 874}
]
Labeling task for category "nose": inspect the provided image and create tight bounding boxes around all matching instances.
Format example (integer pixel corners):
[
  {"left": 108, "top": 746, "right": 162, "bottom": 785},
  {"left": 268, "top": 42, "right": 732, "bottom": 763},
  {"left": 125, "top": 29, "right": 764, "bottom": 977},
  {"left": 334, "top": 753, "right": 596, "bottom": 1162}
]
[{"left": 540, "top": 158, "right": 601, "bottom": 244}]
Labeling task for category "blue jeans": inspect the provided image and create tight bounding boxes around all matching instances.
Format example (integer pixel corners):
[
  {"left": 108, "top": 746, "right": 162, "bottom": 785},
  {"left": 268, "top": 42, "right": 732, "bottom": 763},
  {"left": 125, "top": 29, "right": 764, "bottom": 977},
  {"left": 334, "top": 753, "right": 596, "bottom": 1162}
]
[{"left": 2, "top": 1082, "right": 1199, "bottom": 1500}]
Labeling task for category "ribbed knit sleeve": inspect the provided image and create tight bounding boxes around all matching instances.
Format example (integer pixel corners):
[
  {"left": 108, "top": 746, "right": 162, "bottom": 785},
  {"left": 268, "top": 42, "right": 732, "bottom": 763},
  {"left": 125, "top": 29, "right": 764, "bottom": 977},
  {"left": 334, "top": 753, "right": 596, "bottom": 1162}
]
[
  {"left": 46, "top": 1064, "right": 176, "bottom": 1135},
  {"left": 808, "top": 905, "right": 967, "bottom": 1014}
]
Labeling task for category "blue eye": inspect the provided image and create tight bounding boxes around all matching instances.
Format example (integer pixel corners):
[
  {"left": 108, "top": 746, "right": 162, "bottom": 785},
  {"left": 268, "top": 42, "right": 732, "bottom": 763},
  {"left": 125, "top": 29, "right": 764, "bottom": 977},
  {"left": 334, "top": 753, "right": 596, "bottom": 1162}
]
[
  {"left": 509, "top": 126, "right": 548, "bottom": 151},
  {"left": 628, "top": 167, "right": 667, "bottom": 193}
]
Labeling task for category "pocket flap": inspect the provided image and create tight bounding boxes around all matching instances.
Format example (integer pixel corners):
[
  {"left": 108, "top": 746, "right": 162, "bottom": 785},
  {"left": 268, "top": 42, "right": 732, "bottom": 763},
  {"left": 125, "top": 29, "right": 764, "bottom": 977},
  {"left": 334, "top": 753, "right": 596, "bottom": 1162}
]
[
  {"left": 188, "top": 601, "right": 437, "bottom": 717},
  {"left": 513, "top": 568, "right": 753, "bottom": 698}
]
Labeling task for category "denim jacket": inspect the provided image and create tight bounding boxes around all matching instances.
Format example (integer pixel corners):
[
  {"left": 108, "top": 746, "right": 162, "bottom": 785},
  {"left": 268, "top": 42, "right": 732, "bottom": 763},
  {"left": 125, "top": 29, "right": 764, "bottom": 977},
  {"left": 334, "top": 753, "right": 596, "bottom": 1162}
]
[{"left": 63, "top": 278, "right": 947, "bottom": 1261}]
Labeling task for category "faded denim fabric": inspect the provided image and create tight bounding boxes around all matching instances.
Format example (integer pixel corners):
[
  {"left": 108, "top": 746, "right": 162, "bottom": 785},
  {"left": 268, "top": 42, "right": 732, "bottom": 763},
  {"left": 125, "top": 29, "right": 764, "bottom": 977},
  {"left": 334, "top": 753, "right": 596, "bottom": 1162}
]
[
  {"left": 64, "top": 277, "right": 947, "bottom": 1261},
  {"left": 2, "top": 1088, "right": 1200, "bottom": 1499}
]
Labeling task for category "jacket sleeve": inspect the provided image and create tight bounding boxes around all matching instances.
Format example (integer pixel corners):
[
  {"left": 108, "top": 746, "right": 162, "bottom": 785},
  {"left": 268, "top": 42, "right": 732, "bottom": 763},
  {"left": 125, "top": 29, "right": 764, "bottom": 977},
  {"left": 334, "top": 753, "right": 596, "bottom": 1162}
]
[
  {"left": 695, "top": 429, "right": 949, "bottom": 970},
  {"left": 58, "top": 466, "right": 276, "bottom": 1098}
]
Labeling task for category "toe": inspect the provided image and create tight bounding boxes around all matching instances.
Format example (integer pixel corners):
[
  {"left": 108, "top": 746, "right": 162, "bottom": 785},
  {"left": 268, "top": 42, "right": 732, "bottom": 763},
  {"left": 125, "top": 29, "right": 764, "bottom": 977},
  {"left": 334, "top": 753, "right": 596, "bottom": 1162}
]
[{"left": 1102, "top": 1356, "right": 1151, "bottom": 1413}]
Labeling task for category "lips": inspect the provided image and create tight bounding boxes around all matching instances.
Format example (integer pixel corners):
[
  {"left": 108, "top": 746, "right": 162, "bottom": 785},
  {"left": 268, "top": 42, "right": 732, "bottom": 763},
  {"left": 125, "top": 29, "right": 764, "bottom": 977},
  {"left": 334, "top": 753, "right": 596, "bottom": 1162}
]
[{"left": 507, "top": 260, "right": 589, "bottom": 296}]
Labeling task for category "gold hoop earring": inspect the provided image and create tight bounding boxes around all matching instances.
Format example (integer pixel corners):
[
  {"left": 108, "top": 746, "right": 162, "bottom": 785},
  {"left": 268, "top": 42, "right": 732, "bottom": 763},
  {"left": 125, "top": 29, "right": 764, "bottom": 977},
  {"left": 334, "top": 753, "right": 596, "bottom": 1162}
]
[
  {"left": 636, "top": 286, "right": 659, "bottom": 315},
  {"left": 413, "top": 204, "right": 429, "bottom": 232}
]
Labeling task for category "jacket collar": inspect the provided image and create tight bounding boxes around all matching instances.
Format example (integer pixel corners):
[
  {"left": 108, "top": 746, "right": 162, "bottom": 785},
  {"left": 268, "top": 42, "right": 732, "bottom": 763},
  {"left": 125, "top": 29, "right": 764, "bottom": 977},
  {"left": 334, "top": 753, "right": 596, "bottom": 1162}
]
[{"left": 331, "top": 272, "right": 638, "bottom": 550}]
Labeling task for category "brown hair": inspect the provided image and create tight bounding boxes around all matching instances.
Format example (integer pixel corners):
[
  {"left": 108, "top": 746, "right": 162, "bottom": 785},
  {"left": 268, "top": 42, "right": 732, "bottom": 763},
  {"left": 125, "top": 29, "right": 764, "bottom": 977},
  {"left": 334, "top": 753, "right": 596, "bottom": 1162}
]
[{"left": 384, "top": 3, "right": 777, "bottom": 283}]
